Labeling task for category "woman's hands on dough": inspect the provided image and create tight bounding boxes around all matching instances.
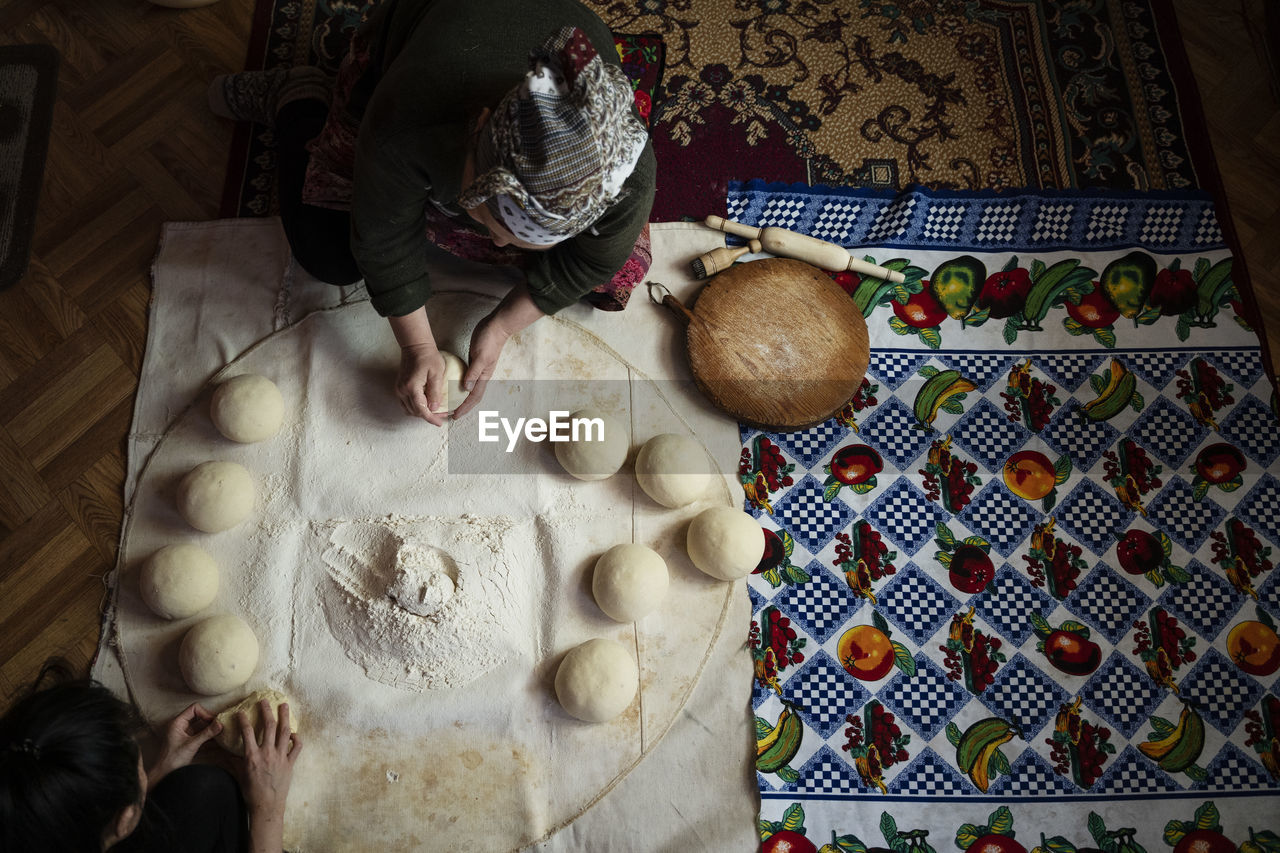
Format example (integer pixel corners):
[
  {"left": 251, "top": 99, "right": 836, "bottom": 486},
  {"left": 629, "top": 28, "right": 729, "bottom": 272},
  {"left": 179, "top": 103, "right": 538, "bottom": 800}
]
[
  {"left": 452, "top": 281, "right": 547, "bottom": 418},
  {"left": 240, "top": 700, "right": 302, "bottom": 853},
  {"left": 396, "top": 343, "right": 449, "bottom": 424},
  {"left": 147, "top": 702, "right": 223, "bottom": 788}
]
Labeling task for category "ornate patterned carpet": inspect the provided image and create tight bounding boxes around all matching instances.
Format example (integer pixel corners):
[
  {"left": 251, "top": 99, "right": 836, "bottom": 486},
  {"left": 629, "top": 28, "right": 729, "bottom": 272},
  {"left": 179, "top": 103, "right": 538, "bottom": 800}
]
[{"left": 221, "top": 0, "right": 1220, "bottom": 222}]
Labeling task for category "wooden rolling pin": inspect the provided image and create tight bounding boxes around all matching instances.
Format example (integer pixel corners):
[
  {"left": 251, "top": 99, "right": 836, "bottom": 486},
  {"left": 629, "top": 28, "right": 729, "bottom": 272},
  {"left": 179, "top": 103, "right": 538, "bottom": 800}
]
[{"left": 705, "top": 215, "right": 906, "bottom": 283}]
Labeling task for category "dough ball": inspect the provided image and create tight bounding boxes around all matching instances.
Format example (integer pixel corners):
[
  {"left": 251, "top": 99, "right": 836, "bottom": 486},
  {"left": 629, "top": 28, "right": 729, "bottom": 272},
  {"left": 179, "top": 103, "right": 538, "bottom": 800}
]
[
  {"left": 177, "top": 461, "right": 255, "bottom": 533},
  {"left": 430, "top": 351, "right": 469, "bottom": 412},
  {"left": 686, "top": 506, "right": 764, "bottom": 581},
  {"left": 210, "top": 374, "right": 284, "bottom": 443},
  {"left": 592, "top": 544, "right": 669, "bottom": 622},
  {"left": 554, "top": 638, "right": 638, "bottom": 723},
  {"left": 139, "top": 544, "right": 219, "bottom": 620},
  {"left": 215, "top": 688, "right": 298, "bottom": 755},
  {"left": 179, "top": 614, "right": 259, "bottom": 695},
  {"left": 554, "top": 408, "right": 629, "bottom": 481},
  {"left": 635, "top": 433, "right": 711, "bottom": 508}
]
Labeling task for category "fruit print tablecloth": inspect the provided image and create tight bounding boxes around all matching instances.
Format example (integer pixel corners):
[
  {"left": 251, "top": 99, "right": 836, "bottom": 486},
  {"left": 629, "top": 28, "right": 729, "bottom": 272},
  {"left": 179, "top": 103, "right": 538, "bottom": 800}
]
[{"left": 728, "top": 182, "right": 1280, "bottom": 853}]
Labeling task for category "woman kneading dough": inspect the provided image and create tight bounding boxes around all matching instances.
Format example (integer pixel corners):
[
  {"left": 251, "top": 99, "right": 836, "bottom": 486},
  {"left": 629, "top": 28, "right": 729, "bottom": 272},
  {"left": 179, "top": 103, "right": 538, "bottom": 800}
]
[{"left": 208, "top": 0, "right": 655, "bottom": 423}]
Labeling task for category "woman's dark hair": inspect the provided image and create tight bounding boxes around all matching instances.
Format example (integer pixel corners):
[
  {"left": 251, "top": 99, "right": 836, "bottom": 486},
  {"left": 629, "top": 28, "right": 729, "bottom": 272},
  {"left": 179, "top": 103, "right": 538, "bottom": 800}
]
[{"left": 0, "top": 660, "right": 146, "bottom": 852}]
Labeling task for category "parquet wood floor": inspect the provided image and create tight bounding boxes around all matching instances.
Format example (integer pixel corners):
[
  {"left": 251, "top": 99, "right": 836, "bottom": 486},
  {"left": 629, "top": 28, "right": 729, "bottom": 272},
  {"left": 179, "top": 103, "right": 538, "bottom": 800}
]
[{"left": 0, "top": 0, "right": 1276, "bottom": 697}]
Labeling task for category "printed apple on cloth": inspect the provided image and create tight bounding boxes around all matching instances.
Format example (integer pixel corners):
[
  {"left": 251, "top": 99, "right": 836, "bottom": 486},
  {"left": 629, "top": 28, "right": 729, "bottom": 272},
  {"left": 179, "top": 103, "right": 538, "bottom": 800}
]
[{"left": 732, "top": 181, "right": 1280, "bottom": 849}]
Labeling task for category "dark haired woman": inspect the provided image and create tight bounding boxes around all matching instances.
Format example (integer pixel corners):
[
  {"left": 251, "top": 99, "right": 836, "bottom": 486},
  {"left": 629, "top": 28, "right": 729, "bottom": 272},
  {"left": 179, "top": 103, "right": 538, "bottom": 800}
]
[{"left": 0, "top": 668, "right": 301, "bottom": 852}]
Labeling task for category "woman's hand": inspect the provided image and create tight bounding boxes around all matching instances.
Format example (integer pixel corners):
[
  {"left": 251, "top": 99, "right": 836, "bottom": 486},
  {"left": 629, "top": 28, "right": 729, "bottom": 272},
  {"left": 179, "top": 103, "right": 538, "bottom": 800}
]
[
  {"left": 240, "top": 700, "right": 302, "bottom": 853},
  {"left": 147, "top": 702, "right": 223, "bottom": 788},
  {"left": 451, "top": 314, "right": 508, "bottom": 418},
  {"left": 396, "top": 343, "right": 449, "bottom": 424}
]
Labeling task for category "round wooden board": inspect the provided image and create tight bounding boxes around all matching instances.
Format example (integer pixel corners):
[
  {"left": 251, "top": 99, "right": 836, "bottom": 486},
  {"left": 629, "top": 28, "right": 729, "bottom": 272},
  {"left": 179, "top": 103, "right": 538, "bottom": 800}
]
[{"left": 675, "top": 257, "right": 869, "bottom": 431}]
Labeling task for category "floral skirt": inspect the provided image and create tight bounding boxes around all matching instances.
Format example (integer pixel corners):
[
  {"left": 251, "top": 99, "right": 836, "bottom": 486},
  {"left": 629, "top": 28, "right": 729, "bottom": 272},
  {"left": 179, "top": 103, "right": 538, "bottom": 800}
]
[{"left": 300, "top": 29, "right": 649, "bottom": 312}]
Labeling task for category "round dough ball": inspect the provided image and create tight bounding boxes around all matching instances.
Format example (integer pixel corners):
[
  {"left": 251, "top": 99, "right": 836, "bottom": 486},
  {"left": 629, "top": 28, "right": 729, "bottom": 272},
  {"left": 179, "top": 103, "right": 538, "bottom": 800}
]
[
  {"left": 139, "top": 544, "right": 219, "bottom": 620},
  {"left": 430, "top": 351, "right": 469, "bottom": 412},
  {"left": 687, "top": 506, "right": 765, "bottom": 581},
  {"left": 177, "top": 461, "right": 255, "bottom": 533},
  {"left": 592, "top": 543, "right": 669, "bottom": 622},
  {"left": 179, "top": 614, "right": 259, "bottom": 695},
  {"left": 211, "top": 374, "right": 284, "bottom": 443},
  {"left": 215, "top": 688, "right": 299, "bottom": 755},
  {"left": 554, "top": 638, "right": 638, "bottom": 723},
  {"left": 555, "top": 408, "right": 629, "bottom": 481},
  {"left": 635, "top": 433, "right": 711, "bottom": 508}
]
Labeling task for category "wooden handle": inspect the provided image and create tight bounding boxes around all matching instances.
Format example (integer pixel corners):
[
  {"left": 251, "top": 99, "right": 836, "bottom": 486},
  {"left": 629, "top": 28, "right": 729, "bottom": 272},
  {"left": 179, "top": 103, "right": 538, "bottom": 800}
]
[
  {"left": 661, "top": 293, "right": 697, "bottom": 326},
  {"left": 704, "top": 215, "right": 762, "bottom": 240},
  {"left": 705, "top": 216, "right": 905, "bottom": 283}
]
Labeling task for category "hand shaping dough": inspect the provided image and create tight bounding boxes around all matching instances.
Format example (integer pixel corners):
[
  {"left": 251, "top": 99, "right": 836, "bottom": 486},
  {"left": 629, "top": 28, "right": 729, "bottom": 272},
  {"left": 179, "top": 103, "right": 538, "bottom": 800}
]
[
  {"left": 592, "top": 543, "right": 668, "bottom": 622},
  {"left": 177, "top": 461, "right": 255, "bottom": 533},
  {"left": 686, "top": 506, "right": 764, "bottom": 581},
  {"left": 179, "top": 613, "right": 259, "bottom": 695},
  {"left": 554, "top": 638, "right": 638, "bottom": 723},
  {"left": 634, "top": 433, "right": 711, "bottom": 508},
  {"left": 430, "top": 351, "right": 469, "bottom": 412},
  {"left": 210, "top": 373, "right": 284, "bottom": 443},
  {"left": 215, "top": 688, "right": 298, "bottom": 755},
  {"left": 139, "top": 544, "right": 219, "bottom": 620},
  {"left": 554, "top": 408, "right": 629, "bottom": 481}
]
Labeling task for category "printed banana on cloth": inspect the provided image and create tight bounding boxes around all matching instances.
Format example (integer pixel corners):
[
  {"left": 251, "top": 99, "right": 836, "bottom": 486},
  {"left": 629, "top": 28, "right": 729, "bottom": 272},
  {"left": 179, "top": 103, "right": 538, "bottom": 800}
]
[{"left": 728, "top": 181, "right": 1280, "bottom": 853}]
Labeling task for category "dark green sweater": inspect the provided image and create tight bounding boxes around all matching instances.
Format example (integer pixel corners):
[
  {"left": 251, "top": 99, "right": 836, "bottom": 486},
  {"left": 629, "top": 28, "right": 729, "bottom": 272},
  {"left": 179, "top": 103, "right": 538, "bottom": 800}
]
[{"left": 350, "top": 0, "right": 656, "bottom": 317}]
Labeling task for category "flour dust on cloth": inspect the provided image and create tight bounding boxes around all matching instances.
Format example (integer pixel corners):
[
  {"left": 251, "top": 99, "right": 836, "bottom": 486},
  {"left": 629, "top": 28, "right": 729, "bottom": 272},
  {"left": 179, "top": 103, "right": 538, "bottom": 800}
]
[{"left": 103, "top": 223, "right": 758, "bottom": 853}]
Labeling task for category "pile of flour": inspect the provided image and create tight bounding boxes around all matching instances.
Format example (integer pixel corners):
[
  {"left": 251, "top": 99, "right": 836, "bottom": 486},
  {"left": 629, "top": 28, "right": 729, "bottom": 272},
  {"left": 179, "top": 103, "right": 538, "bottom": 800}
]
[{"left": 314, "top": 513, "right": 537, "bottom": 691}]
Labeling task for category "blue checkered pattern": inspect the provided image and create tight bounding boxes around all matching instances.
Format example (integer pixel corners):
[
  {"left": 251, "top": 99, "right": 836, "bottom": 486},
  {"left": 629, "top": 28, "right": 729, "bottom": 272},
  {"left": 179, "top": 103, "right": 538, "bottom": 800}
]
[
  {"left": 878, "top": 654, "right": 969, "bottom": 740},
  {"left": 973, "top": 567, "right": 1057, "bottom": 646},
  {"left": 1139, "top": 204, "right": 1188, "bottom": 246},
  {"left": 1031, "top": 202, "right": 1075, "bottom": 243},
  {"left": 1084, "top": 203, "right": 1131, "bottom": 243},
  {"left": 958, "top": 482, "right": 1043, "bottom": 558},
  {"left": 760, "top": 196, "right": 807, "bottom": 231},
  {"left": 1158, "top": 560, "right": 1244, "bottom": 642},
  {"left": 1197, "top": 743, "right": 1278, "bottom": 791},
  {"left": 1069, "top": 565, "right": 1151, "bottom": 645},
  {"left": 1123, "top": 351, "right": 1190, "bottom": 389},
  {"left": 951, "top": 398, "right": 1032, "bottom": 474},
  {"left": 865, "top": 477, "right": 947, "bottom": 555},
  {"left": 1237, "top": 474, "right": 1280, "bottom": 547},
  {"left": 1055, "top": 479, "right": 1134, "bottom": 555},
  {"left": 1038, "top": 353, "right": 1110, "bottom": 392},
  {"left": 923, "top": 202, "right": 967, "bottom": 241},
  {"left": 945, "top": 353, "right": 1016, "bottom": 391},
  {"left": 866, "top": 197, "right": 918, "bottom": 243},
  {"left": 811, "top": 199, "right": 863, "bottom": 244},
  {"left": 1193, "top": 206, "right": 1223, "bottom": 246},
  {"left": 1147, "top": 478, "right": 1228, "bottom": 553},
  {"left": 887, "top": 747, "right": 974, "bottom": 795},
  {"left": 772, "top": 420, "right": 851, "bottom": 470},
  {"left": 1097, "top": 746, "right": 1180, "bottom": 794},
  {"left": 1129, "top": 397, "right": 1208, "bottom": 469},
  {"left": 1220, "top": 395, "right": 1280, "bottom": 468},
  {"left": 860, "top": 399, "right": 933, "bottom": 469},
  {"left": 975, "top": 201, "right": 1023, "bottom": 243},
  {"left": 784, "top": 651, "right": 871, "bottom": 739},
  {"left": 1082, "top": 653, "right": 1167, "bottom": 739},
  {"left": 1207, "top": 349, "right": 1264, "bottom": 386},
  {"left": 796, "top": 745, "right": 863, "bottom": 794},
  {"left": 777, "top": 564, "right": 862, "bottom": 644},
  {"left": 980, "top": 654, "right": 1071, "bottom": 739},
  {"left": 991, "top": 749, "right": 1075, "bottom": 795},
  {"left": 1180, "top": 649, "right": 1266, "bottom": 735},
  {"left": 868, "top": 351, "right": 932, "bottom": 389},
  {"left": 876, "top": 563, "right": 961, "bottom": 646},
  {"left": 1044, "top": 403, "right": 1121, "bottom": 473},
  {"left": 774, "top": 475, "right": 856, "bottom": 554}
]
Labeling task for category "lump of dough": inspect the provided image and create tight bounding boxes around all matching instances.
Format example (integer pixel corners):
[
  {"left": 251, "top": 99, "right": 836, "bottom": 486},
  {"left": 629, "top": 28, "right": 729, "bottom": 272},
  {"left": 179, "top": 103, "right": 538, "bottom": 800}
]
[
  {"left": 592, "top": 543, "right": 668, "bottom": 622},
  {"left": 554, "top": 408, "right": 629, "bottom": 481},
  {"left": 215, "top": 688, "right": 298, "bottom": 755},
  {"left": 686, "top": 506, "right": 764, "bottom": 581},
  {"left": 430, "top": 351, "right": 469, "bottom": 412},
  {"left": 554, "top": 638, "right": 638, "bottom": 723},
  {"left": 177, "top": 461, "right": 255, "bottom": 533},
  {"left": 210, "top": 374, "right": 284, "bottom": 443},
  {"left": 387, "top": 540, "right": 457, "bottom": 618},
  {"left": 634, "top": 433, "right": 711, "bottom": 508},
  {"left": 179, "top": 614, "right": 259, "bottom": 695},
  {"left": 139, "top": 544, "right": 219, "bottom": 620}
]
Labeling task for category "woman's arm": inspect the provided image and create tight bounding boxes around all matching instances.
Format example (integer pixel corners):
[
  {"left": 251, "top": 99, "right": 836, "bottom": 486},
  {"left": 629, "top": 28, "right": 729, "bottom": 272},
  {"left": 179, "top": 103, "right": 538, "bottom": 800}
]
[
  {"left": 451, "top": 280, "right": 545, "bottom": 418},
  {"left": 388, "top": 308, "right": 449, "bottom": 425},
  {"left": 239, "top": 701, "right": 302, "bottom": 853}
]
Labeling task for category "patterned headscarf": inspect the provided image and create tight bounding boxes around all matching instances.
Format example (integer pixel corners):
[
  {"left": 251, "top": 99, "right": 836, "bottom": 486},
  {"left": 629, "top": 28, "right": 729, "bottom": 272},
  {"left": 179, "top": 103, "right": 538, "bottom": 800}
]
[{"left": 457, "top": 26, "right": 648, "bottom": 246}]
